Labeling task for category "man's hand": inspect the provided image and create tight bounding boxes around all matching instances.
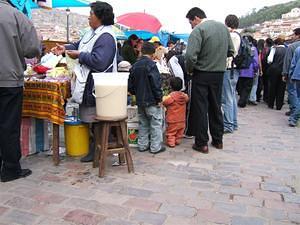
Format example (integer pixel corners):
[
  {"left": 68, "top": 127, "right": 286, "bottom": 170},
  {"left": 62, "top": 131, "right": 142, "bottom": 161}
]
[
  {"left": 282, "top": 75, "right": 287, "bottom": 82},
  {"left": 66, "top": 50, "right": 80, "bottom": 59},
  {"left": 51, "top": 43, "right": 65, "bottom": 56}
]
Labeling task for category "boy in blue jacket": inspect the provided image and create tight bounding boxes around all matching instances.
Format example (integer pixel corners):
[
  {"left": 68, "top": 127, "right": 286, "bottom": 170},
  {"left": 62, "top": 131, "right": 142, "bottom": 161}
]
[{"left": 128, "top": 42, "right": 165, "bottom": 154}]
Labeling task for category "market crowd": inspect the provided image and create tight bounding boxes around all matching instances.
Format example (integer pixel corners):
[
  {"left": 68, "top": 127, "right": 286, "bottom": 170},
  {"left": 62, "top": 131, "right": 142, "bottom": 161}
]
[{"left": 0, "top": 0, "right": 300, "bottom": 183}]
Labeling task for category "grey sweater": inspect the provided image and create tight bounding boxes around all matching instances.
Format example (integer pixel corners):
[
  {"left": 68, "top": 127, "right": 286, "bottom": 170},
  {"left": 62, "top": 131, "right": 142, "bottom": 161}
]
[
  {"left": 0, "top": 1, "right": 40, "bottom": 87},
  {"left": 185, "top": 19, "right": 234, "bottom": 73}
]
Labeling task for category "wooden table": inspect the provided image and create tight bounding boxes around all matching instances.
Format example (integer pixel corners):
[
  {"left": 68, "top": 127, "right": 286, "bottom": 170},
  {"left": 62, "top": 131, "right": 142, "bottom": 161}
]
[{"left": 22, "top": 79, "right": 71, "bottom": 165}]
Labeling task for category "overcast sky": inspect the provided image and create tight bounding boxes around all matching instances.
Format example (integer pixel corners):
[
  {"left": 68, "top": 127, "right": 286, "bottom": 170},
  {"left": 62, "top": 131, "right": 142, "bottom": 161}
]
[{"left": 71, "top": 0, "right": 293, "bottom": 33}]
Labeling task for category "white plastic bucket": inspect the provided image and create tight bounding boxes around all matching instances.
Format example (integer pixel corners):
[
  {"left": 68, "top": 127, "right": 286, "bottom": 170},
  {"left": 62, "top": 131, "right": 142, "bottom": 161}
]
[{"left": 92, "top": 72, "right": 129, "bottom": 120}]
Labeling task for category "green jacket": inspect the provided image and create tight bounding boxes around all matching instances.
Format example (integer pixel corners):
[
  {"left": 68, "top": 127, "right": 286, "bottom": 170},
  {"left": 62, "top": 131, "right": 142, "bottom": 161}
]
[{"left": 185, "top": 19, "right": 234, "bottom": 73}]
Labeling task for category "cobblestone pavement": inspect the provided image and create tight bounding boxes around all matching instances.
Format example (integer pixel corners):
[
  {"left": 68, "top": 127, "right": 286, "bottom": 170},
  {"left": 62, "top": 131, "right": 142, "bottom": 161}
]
[{"left": 0, "top": 103, "right": 300, "bottom": 225}]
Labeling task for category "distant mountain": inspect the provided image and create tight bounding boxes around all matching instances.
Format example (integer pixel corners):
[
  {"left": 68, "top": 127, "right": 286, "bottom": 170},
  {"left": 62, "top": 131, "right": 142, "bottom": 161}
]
[{"left": 239, "top": 0, "right": 300, "bottom": 28}]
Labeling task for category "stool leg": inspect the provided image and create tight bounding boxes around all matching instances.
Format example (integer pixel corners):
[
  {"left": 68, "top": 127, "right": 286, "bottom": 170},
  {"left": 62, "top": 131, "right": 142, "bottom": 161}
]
[
  {"left": 93, "top": 123, "right": 101, "bottom": 168},
  {"left": 116, "top": 125, "right": 126, "bottom": 164},
  {"left": 120, "top": 121, "right": 134, "bottom": 173},
  {"left": 99, "top": 122, "right": 109, "bottom": 177}
]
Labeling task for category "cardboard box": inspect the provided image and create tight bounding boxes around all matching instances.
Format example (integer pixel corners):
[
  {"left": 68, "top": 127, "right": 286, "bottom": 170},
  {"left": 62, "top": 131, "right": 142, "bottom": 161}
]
[
  {"left": 127, "top": 105, "right": 138, "bottom": 122},
  {"left": 127, "top": 122, "right": 138, "bottom": 147}
]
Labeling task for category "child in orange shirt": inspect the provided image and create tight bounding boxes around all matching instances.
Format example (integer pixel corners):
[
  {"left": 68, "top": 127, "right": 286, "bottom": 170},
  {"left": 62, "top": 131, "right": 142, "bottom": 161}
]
[{"left": 163, "top": 77, "right": 189, "bottom": 147}]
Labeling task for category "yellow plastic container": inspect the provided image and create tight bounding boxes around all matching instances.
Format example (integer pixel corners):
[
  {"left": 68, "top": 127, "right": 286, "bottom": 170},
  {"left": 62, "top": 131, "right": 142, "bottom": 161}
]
[{"left": 64, "top": 120, "right": 89, "bottom": 157}]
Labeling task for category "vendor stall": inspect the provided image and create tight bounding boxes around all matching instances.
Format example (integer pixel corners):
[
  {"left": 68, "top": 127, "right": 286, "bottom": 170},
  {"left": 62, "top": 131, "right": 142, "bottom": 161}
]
[{"left": 22, "top": 48, "right": 71, "bottom": 165}]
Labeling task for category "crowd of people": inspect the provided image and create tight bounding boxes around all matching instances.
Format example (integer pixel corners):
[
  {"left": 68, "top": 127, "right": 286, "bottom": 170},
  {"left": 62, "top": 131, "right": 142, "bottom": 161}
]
[
  {"left": 125, "top": 9, "right": 300, "bottom": 155},
  {"left": 1, "top": 0, "right": 300, "bottom": 183}
]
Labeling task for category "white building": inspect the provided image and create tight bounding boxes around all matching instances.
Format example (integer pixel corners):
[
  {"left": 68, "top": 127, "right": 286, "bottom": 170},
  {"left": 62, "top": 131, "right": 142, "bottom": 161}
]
[{"left": 282, "top": 8, "right": 300, "bottom": 19}]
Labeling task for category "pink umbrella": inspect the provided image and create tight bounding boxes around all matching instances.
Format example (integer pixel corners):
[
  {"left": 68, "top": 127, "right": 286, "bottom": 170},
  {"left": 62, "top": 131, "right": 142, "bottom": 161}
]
[{"left": 117, "top": 12, "right": 162, "bottom": 33}]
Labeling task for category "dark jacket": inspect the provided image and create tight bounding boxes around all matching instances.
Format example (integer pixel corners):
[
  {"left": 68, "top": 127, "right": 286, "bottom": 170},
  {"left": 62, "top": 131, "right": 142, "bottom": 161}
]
[{"left": 128, "top": 56, "right": 162, "bottom": 107}]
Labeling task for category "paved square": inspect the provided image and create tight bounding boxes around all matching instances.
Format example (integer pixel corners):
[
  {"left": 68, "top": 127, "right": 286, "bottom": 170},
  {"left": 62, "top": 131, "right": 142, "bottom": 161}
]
[{"left": 1, "top": 104, "right": 300, "bottom": 225}]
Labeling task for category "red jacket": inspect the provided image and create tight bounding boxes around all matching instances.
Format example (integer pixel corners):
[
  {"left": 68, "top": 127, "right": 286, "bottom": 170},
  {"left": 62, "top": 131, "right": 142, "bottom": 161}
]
[{"left": 163, "top": 91, "right": 189, "bottom": 123}]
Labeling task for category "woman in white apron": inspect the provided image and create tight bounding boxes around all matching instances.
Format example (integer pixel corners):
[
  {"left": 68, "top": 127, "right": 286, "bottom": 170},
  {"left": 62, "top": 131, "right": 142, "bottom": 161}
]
[{"left": 52, "top": 1, "right": 117, "bottom": 162}]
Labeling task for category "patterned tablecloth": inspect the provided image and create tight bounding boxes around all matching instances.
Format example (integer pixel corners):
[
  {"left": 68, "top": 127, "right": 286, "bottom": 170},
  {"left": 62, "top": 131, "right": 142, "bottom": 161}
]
[{"left": 22, "top": 79, "right": 71, "bottom": 125}]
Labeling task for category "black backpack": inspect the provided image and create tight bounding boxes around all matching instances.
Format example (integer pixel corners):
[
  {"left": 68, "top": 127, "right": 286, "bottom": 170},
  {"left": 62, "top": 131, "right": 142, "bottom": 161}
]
[{"left": 232, "top": 32, "right": 254, "bottom": 69}]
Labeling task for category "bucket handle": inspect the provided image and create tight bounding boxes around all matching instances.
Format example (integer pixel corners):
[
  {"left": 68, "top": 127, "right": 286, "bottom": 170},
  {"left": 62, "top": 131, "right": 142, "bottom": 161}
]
[{"left": 93, "top": 86, "right": 121, "bottom": 98}]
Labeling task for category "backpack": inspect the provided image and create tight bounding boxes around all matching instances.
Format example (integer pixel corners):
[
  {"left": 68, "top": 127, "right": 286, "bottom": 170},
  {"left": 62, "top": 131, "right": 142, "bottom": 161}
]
[{"left": 232, "top": 32, "right": 254, "bottom": 69}]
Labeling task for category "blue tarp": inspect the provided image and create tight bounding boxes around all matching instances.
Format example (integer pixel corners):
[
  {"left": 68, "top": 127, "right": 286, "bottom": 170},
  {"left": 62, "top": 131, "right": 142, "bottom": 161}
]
[
  {"left": 122, "top": 30, "right": 170, "bottom": 46},
  {"left": 170, "top": 33, "right": 190, "bottom": 43},
  {"left": 30, "top": 0, "right": 90, "bottom": 8},
  {"left": 124, "top": 30, "right": 154, "bottom": 41}
]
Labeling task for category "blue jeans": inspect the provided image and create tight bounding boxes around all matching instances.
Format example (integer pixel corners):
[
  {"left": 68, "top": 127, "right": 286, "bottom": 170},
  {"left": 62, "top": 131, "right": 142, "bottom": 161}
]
[
  {"left": 249, "top": 75, "right": 259, "bottom": 102},
  {"left": 289, "top": 81, "right": 300, "bottom": 125},
  {"left": 287, "top": 77, "right": 300, "bottom": 113},
  {"left": 222, "top": 70, "right": 239, "bottom": 132},
  {"left": 137, "top": 105, "right": 163, "bottom": 152}
]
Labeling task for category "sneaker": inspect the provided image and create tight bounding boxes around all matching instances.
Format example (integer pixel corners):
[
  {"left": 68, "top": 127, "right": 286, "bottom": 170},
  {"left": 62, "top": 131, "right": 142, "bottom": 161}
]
[
  {"left": 248, "top": 101, "right": 258, "bottom": 105},
  {"left": 223, "top": 129, "right": 233, "bottom": 134},
  {"left": 138, "top": 148, "right": 149, "bottom": 152},
  {"left": 183, "top": 135, "right": 194, "bottom": 139},
  {"left": 150, "top": 146, "right": 166, "bottom": 154},
  {"left": 289, "top": 121, "right": 297, "bottom": 127}
]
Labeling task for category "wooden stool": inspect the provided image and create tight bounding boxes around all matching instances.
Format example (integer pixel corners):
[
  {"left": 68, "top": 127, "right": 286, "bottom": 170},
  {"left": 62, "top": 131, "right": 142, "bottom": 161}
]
[{"left": 93, "top": 116, "right": 134, "bottom": 177}]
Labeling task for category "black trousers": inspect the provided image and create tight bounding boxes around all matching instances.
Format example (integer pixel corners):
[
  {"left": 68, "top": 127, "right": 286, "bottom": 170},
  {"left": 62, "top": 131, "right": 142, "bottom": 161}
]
[
  {"left": 186, "top": 71, "right": 224, "bottom": 146},
  {"left": 238, "top": 77, "right": 253, "bottom": 107},
  {"left": 0, "top": 87, "right": 23, "bottom": 175},
  {"left": 256, "top": 75, "right": 263, "bottom": 102},
  {"left": 268, "top": 73, "right": 286, "bottom": 110},
  {"left": 262, "top": 73, "right": 269, "bottom": 102}
]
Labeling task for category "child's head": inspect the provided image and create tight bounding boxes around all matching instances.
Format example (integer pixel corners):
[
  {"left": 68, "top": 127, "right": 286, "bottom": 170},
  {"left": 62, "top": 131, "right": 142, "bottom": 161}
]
[
  {"left": 170, "top": 77, "right": 183, "bottom": 91},
  {"left": 141, "top": 42, "right": 155, "bottom": 56}
]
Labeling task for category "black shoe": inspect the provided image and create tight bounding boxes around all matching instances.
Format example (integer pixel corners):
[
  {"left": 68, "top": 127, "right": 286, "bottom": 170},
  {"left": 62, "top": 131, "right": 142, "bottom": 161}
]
[
  {"left": 1, "top": 169, "right": 32, "bottom": 182},
  {"left": 211, "top": 141, "right": 223, "bottom": 149},
  {"left": 150, "top": 146, "right": 166, "bottom": 154},
  {"left": 285, "top": 111, "right": 291, "bottom": 116},
  {"left": 80, "top": 140, "right": 95, "bottom": 163},
  {"left": 192, "top": 144, "right": 209, "bottom": 154},
  {"left": 80, "top": 150, "right": 94, "bottom": 162}
]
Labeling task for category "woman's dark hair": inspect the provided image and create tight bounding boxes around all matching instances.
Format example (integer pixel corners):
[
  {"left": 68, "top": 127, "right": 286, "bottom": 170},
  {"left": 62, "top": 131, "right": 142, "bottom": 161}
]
[
  {"left": 90, "top": 1, "right": 114, "bottom": 25},
  {"left": 244, "top": 35, "right": 254, "bottom": 45},
  {"left": 170, "top": 77, "right": 183, "bottom": 91},
  {"left": 128, "top": 34, "right": 139, "bottom": 41},
  {"left": 225, "top": 14, "right": 239, "bottom": 29},
  {"left": 186, "top": 7, "right": 206, "bottom": 20},
  {"left": 257, "top": 39, "right": 265, "bottom": 53},
  {"left": 265, "top": 38, "right": 274, "bottom": 47}
]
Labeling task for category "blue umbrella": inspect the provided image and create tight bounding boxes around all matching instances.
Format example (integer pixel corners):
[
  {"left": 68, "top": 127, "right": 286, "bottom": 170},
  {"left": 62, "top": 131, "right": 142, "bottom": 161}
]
[{"left": 30, "top": 0, "right": 90, "bottom": 9}]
